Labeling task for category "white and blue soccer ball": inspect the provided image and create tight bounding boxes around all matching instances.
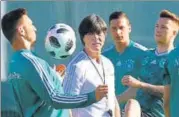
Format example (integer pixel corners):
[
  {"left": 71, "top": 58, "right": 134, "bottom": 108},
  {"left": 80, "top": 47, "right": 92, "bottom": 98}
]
[{"left": 45, "top": 23, "right": 76, "bottom": 59}]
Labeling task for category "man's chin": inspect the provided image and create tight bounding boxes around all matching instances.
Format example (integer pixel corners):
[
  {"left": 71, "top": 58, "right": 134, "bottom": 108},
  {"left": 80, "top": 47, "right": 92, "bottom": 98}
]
[
  {"left": 91, "top": 48, "right": 101, "bottom": 53},
  {"left": 114, "top": 40, "right": 124, "bottom": 44},
  {"left": 156, "top": 40, "right": 165, "bottom": 45},
  {"left": 114, "top": 38, "right": 124, "bottom": 42}
]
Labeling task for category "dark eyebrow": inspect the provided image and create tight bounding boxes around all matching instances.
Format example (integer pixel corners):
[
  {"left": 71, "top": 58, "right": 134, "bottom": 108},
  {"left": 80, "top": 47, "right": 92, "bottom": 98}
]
[{"left": 161, "top": 25, "right": 168, "bottom": 28}]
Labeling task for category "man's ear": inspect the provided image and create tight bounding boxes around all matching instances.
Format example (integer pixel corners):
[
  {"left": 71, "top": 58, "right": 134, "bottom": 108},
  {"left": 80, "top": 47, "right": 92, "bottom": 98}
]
[
  {"left": 173, "top": 24, "right": 179, "bottom": 36},
  {"left": 17, "top": 26, "right": 25, "bottom": 36},
  {"left": 173, "top": 29, "right": 178, "bottom": 37}
]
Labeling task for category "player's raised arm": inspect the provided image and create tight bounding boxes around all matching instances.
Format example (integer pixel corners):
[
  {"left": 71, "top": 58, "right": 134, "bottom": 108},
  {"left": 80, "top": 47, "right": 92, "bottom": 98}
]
[{"left": 23, "top": 53, "right": 108, "bottom": 109}]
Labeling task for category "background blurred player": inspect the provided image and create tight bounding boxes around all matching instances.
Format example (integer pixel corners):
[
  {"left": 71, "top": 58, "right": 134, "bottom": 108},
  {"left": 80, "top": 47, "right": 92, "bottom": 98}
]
[
  {"left": 122, "top": 9, "right": 178, "bottom": 117},
  {"left": 103, "top": 11, "right": 147, "bottom": 111},
  {"left": 163, "top": 14, "right": 179, "bottom": 117}
]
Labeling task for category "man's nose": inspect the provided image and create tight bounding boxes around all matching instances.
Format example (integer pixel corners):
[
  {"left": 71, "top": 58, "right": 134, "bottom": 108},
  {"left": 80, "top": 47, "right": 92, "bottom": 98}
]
[
  {"left": 93, "top": 34, "right": 101, "bottom": 42},
  {"left": 33, "top": 25, "right": 37, "bottom": 32},
  {"left": 116, "top": 29, "right": 121, "bottom": 35}
]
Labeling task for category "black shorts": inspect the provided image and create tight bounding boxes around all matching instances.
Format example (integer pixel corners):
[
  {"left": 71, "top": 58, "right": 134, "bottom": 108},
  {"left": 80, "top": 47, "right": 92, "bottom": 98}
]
[{"left": 121, "top": 110, "right": 151, "bottom": 117}]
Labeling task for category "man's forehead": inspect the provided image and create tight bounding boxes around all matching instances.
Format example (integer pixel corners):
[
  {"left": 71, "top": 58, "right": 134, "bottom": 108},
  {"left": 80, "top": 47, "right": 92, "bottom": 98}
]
[
  {"left": 157, "top": 18, "right": 178, "bottom": 30},
  {"left": 21, "top": 15, "right": 32, "bottom": 23},
  {"left": 110, "top": 17, "right": 128, "bottom": 25},
  {"left": 158, "top": 18, "right": 174, "bottom": 24}
]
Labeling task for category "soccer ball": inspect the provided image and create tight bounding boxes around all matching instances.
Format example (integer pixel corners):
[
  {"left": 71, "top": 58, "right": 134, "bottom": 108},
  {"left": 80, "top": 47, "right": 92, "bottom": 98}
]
[{"left": 45, "top": 23, "right": 76, "bottom": 59}]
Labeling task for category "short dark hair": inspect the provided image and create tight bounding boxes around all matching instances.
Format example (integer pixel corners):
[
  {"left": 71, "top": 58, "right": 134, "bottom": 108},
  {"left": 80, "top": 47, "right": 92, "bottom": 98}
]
[
  {"left": 1, "top": 8, "right": 27, "bottom": 44},
  {"left": 78, "top": 14, "right": 107, "bottom": 45},
  {"left": 109, "top": 11, "right": 130, "bottom": 24},
  {"left": 160, "top": 10, "right": 179, "bottom": 29}
]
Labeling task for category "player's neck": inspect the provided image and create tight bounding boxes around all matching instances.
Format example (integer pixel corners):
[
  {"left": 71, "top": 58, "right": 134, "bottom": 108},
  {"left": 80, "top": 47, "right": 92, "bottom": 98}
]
[
  {"left": 12, "top": 38, "right": 32, "bottom": 51},
  {"left": 157, "top": 43, "right": 174, "bottom": 54},
  {"left": 115, "top": 40, "right": 130, "bottom": 53},
  {"left": 84, "top": 48, "right": 101, "bottom": 63}
]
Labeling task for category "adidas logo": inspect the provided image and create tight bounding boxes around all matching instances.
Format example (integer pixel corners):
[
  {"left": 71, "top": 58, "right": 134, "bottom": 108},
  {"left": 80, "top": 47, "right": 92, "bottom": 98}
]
[{"left": 150, "top": 60, "right": 156, "bottom": 64}]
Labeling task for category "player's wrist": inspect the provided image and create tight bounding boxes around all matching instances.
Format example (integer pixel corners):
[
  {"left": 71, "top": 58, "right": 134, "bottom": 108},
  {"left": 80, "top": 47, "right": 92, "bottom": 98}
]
[
  {"left": 137, "top": 81, "right": 143, "bottom": 88},
  {"left": 89, "top": 90, "right": 97, "bottom": 103}
]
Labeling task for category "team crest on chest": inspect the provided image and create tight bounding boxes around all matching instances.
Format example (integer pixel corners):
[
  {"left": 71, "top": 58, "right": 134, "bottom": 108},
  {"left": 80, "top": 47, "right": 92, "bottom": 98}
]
[
  {"left": 150, "top": 60, "right": 157, "bottom": 64},
  {"left": 125, "top": 59, "right": 135, "bottom": 71}
]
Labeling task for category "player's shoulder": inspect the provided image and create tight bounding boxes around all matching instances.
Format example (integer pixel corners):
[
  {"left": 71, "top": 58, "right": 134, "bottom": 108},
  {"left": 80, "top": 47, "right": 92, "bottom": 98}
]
[
  {"left": 146, "top": 48, "right": 155, "bottom": 52},
  {"left": 103, "top": 44, "right": 115, "bottom": 54},
  {"left": 67, "top": 51, "right": 87, "bottom": 67},
  {"left": 141, "top": 48, "right": 155, "bottom": 57},
  {"left": 20, "top": 50, "right": 48, "bottom": 69},
  {"left": 20, "top": 51, "right": 37, "bottom": 64},
  {"left": 171, "top": 47, "right": 179, "bottom": 54},
  {"left": 132, "top": 41, "right": 148, "bottom": 51},
  {"left": 168, "top": 47, "right": 179, "bottom": 58},
  {"left": 102, "top": 45, "right": 117, "bottom": 59}
]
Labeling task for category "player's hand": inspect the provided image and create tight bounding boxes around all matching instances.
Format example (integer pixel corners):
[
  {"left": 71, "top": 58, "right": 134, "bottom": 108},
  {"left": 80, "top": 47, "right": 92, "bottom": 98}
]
[
  {"left": 95, "top": 85, "right": 108, "bottom": 101},
  {"left": 122, "top": 75, "right": 141, "bottom": 88}
]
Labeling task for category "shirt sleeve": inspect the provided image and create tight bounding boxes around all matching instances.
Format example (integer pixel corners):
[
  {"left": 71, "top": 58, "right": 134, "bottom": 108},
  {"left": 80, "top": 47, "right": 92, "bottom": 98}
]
[
  {"left": 22, "top": 53, "right": 96, "bottom": 109},
  {"left": 63, "top": 63, "right": 85, "bottom": 95}
]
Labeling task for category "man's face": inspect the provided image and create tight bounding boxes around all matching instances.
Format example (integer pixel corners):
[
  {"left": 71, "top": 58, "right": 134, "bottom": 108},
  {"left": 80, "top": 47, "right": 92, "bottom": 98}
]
[
  {"left": 155, "top": 18, "right": 176, "bottom": 44},
  {"left": 17, "top": 15, "right": 37, "bottom": 44},
  {"left": 83, "top": 32, "right": 105, "bottom": 53},
  {"left": 110, "top": 17, "right": 131, "bottom": 45}
]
